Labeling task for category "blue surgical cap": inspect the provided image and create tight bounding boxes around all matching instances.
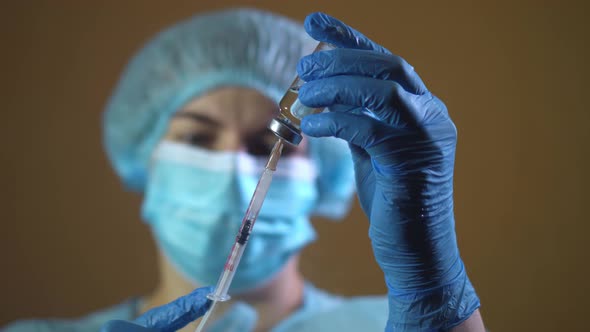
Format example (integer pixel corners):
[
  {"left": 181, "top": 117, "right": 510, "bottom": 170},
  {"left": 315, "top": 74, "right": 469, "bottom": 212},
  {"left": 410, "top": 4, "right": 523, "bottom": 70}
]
[{"left": 103, "top": 8, "right": 355, "bottom": 219}]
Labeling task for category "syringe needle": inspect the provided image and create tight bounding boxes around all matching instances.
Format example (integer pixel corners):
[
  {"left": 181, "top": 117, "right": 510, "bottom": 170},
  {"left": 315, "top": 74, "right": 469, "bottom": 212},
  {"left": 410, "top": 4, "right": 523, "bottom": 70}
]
[
  {"left": 266, "top": 139, "right": 284, "bottom": 171},
  {"left": 194, "top": 139, "right": 285, "bottom": 332}
]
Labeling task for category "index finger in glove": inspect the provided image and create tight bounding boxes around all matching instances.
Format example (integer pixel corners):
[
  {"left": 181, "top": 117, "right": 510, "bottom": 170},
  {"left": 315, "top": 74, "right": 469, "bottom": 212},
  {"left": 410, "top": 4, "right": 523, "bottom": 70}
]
[
  {"left": 297, "top": 48, "right": 427, "bottom": 95},
  {"left": 305, "top": 12, "right": 390, "bottom": 54},
  {"left": 135, "top": 286, "right": 213, "bottom": 332}
]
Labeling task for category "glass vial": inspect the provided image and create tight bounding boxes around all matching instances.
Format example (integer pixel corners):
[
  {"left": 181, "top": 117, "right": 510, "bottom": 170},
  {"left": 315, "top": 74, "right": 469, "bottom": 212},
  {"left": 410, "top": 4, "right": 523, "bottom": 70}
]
[{"left": 269, "top": 42, "right": 334, "bottom": 145}]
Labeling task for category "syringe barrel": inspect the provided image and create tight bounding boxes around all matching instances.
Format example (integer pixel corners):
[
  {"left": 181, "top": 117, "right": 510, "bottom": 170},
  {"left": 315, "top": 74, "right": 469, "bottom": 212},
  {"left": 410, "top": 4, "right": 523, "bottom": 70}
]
[
  {"left": 207, "top": 242, "right": 245, "bottom": 302},
  {"left": 207, "top": 162, "right": 280, "bottom": 302},
  {"left": 269, "top": 42, "right": 335, "bottom": 145}
]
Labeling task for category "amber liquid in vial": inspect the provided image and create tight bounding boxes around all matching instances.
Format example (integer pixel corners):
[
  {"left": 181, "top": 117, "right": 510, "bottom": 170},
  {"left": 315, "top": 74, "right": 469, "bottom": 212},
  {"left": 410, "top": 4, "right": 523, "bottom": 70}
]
[
  {"left": 269, "top": 42, "right": 333, "bottom": 146},
  {"left": 278, "top": 87, "right": 323, "bottom": 128}
]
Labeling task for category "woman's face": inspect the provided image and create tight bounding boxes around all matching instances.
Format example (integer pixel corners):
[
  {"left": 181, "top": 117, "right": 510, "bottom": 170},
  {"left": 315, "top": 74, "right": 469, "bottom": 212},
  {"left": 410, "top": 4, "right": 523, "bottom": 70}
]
[
  {"left": 163, "top": 86, "right": 305, "bottom": 156},
  {"left": 150, "top": 87, "right": 316, "bottom": 291}
]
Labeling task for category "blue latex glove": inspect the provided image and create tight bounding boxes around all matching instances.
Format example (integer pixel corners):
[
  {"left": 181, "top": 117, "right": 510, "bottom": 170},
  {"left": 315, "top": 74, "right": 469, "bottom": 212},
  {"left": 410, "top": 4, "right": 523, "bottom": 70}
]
[
  {"left": 101, "top": 287, "right": 212, "bottom": 332},
  {"left": 298, "top": 13, "right": 480, "bottom": 331}
]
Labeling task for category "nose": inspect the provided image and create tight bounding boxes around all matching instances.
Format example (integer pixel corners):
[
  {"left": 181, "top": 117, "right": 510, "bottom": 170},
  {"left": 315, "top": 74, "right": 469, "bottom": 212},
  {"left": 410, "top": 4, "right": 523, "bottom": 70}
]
[{"left": 215, "top": 130, "right": 247, "bottom": 152}]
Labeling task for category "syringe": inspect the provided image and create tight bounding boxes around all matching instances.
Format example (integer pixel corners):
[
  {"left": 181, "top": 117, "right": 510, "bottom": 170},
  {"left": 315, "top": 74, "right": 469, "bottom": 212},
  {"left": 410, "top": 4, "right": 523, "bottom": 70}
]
[
  {"left": 194, "top": 41, "right": 333, "bottom": 331},
  {"left": 194, "top": 139, "right": 284, "bottom": 332}
]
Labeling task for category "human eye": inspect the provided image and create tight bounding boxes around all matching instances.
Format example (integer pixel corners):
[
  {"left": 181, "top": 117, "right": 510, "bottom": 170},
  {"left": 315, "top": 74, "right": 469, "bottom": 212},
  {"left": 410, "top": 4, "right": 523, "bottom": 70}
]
[{"left": 176, "top": 132, "right": 215, "bottom": 148}]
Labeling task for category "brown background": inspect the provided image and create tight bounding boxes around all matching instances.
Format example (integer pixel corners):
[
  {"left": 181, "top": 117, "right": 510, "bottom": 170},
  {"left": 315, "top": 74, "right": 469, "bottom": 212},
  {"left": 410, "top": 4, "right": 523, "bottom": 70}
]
[{"left": 1, "top": 1, "right": 588, "bottom": 331}]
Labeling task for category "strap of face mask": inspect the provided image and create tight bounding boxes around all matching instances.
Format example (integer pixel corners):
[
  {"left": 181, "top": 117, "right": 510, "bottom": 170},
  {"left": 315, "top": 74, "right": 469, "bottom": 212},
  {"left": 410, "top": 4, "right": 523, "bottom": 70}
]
[
  {"left": 152, "top": 141, "right": 237, "bottom": 172},
  {"left": 153, "top": 140, "right": 318, "bottom": 182},
  {"left": 237, "top": 151, "right": 317, "bottom": 181}
]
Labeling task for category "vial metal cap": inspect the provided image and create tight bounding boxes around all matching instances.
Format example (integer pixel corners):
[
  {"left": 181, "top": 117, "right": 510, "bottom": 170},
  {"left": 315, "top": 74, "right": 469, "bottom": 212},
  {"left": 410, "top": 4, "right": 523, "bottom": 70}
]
[{"left": 268, "top": 118, "right": 302, "bottom": 145}]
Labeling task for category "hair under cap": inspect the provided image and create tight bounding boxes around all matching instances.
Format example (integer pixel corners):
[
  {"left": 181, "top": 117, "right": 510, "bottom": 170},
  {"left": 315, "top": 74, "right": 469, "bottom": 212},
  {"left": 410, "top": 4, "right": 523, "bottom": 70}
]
[{"left": 103, "top": 8, "right": 355, "bottom": 219}]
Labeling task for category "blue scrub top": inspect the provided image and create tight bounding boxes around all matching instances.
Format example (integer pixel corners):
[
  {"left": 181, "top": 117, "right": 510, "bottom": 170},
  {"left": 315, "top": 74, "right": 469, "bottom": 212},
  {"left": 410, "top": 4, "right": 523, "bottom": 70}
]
[{"left": 2, "top": 284, "right": 388, "bottom": 332}]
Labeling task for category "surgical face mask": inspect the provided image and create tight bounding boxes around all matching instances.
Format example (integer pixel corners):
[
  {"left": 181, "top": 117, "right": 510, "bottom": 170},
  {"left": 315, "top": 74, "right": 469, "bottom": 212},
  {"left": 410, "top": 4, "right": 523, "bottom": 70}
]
[{"left": 142, "top": 141, "right": 318, "bottom": 292}]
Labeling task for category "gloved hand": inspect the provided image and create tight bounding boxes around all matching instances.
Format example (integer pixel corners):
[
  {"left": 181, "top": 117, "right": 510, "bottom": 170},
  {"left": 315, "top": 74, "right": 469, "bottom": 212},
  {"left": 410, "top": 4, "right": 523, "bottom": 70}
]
[
  {"left": 101, "top": 287, "right": 212, "bottom": 332},
  {"left": 298, "top": 13, "right": 480, "bottom": 331}
]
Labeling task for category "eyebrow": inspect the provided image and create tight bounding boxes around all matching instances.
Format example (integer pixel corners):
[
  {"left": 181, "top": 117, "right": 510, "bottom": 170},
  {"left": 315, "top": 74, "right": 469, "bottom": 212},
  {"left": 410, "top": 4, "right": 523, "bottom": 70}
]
[{"left": 173, "top": 112, "right": 221, "bottom": 127}]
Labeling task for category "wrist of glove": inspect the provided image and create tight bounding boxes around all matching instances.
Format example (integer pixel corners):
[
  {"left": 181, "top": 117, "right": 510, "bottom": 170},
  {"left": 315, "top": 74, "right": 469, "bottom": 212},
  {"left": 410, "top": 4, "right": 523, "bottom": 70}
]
[{"left": 299, "top": 12, "right": 480, "bottom": 331}]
